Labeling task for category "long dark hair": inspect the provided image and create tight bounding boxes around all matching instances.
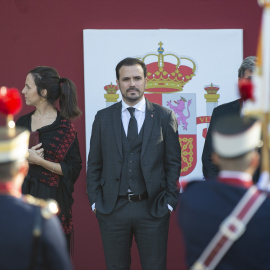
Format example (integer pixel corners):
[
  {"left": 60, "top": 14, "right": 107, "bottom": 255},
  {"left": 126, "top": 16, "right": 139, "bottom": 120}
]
[{"left": 29, "top": 66, "right": 81, "bottom": 119}]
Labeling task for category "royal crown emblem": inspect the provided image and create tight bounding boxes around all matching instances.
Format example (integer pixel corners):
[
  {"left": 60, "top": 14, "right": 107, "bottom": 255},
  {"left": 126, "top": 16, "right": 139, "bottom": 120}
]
[
  {"left": 204, "top": 83, "right": 219, "bottom": 94},
  {"left": 104, "top": 83, "right": 119, "bottom": 104},
  {"left": 104, "top": 83, "right": 118, "bottom": 94},
  {"left": 204, "top": 83, "right": 220, "bottom": 103},
  {"left": 139, "top": 42, "right": 196, "bottom": 93}
]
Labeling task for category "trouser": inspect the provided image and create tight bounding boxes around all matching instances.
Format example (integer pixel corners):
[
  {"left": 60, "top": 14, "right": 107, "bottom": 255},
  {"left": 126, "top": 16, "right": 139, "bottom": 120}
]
[{"left": 96, "top": 198, "right": 170, "bottom": 270}]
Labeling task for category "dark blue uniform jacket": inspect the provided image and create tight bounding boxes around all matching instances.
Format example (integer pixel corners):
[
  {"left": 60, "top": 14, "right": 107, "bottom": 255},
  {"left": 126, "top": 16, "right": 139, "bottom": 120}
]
[
  {"left": 178, "top": 180, "right": 270, "bottom": 270},
  {"left": 0, "top": 195, "right": 72, "bottom": 270}
]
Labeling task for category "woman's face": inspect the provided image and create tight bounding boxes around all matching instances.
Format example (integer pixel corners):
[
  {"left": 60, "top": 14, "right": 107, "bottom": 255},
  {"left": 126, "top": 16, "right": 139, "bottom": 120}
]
[{"left": 22, "top": 73, "right": 42, "bottom": 106}]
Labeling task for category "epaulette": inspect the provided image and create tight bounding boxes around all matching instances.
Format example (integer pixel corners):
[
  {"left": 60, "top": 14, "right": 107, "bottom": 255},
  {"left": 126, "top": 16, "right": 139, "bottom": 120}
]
[{"left": 23, "top": 195, "right": 59, "bottom": 219}]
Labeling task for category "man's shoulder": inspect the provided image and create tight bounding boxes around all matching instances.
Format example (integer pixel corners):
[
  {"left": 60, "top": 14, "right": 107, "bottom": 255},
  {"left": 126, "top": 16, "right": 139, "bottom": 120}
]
[
  {"left": 22, "top": 195, "right": 59, "bottom": 219},
  {"left": 182, "top": 178, "right": 225, "bottom": 192},
  {"left": 96, "top": 102, "right": 121, "bottom": 115},
  {"left": 1, "top": 195, "right": 58, "bottom": 224},
  {"left": 182, "top": 179, "right": 206, "bottom": 191},
  {"left": 213, "top": 99, "right": 241, "bottom": 113},
  {"left": 147, "top": 99, "right": 172, "bottom": 115},
  {"left": 180, "top": 180, "right": 213, "bottom": 204}
]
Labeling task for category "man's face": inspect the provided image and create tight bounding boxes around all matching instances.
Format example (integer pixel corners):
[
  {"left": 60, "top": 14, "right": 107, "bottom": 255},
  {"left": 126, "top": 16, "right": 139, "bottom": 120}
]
[
  {"left": 242, "top": 69, "right": 253, "bottom": 80},
  {"left": 116, "top": 64, "right": 147, "bottom": 106}
]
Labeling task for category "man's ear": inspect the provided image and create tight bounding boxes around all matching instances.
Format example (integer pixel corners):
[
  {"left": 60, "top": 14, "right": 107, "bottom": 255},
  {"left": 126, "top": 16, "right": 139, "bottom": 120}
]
[
  {"left": 13, "top": 160, "right": 29, "bottom": 188},
  {"left": 116, "top": 80, "right": 120, "bottom": 89},
  {"left": 19, "top": 160, "right": 29, "bottom": 177},
  {"left": 212, "top": 152, "right": 220, "bottom": 166},
  {"left": 250, "top": 150, "right": 260, "bottom": 171}
]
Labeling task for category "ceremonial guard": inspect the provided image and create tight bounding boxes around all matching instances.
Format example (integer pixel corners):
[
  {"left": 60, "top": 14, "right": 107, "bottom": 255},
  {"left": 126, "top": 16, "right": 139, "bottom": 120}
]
[
  {"left": 178, "top": 116, "right": 270, "bottom": 270},
  {"left": 189, "top": 2, "right": 270, "bottom": 268},
  {"left": 0, "top": 87, "right": 72, "bottom": 270}
]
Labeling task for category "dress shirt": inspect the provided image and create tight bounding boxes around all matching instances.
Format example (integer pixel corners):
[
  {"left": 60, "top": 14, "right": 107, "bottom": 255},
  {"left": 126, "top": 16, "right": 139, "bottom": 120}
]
[{"left": 121, "top": 97, "right": 146, "bottom": 135}]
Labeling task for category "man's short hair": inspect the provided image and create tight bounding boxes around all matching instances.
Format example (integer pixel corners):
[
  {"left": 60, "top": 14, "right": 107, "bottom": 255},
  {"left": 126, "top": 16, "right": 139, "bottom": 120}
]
[
  {"left": 116, "top": 57, "right": 147, "bottom": 80},
  {"left": 217, "top": 150, "right": 256, "bottom": 172},
  {"left": 238, "top": 56, "right": 257, "bottom": 78},
  {"left": 0, "top": 161, "right": 21, "bottom": 180}
]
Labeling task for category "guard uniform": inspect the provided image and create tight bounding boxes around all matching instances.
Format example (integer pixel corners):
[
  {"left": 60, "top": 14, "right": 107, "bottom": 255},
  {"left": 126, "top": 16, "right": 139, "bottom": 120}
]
[
  {"left": 0, "top": 192, "right": 72, "bottom": 270},
  {"left": 0, "top": 124, "right": 72, "bottom": 270},
  {"left": 178, "top": 178, "right": 270, "bottom": 270},
  {"left": 178, "top": 116, "right": 270, "bottom": 270}
]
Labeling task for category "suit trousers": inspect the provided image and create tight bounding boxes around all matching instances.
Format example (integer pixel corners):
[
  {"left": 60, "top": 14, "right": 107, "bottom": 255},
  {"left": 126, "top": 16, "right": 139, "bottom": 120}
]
[{"left": 96, "top": 198, "right": 170, "bottom": 270}]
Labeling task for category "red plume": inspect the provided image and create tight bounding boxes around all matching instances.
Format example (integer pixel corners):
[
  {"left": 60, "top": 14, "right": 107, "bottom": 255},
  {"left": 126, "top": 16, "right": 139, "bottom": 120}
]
[
  {"left": 238, "top": 78, "right": 255, "bottom": 102},
  {"left": 0, "top": 87, "right": 22, "bottom": 116}
]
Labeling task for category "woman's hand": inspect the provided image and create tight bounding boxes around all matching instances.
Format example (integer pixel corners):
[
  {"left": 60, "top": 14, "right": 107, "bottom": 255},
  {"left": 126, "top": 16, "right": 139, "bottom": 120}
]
[
  {"left": 27, "top": 143, "right": 63, "bottom": 175},
  {"left": 27, "top": 143, "right": 44, "bottom": 164}
]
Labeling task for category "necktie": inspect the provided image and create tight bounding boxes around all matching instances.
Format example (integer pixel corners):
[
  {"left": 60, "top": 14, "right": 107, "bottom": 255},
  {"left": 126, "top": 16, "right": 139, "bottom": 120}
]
[{"left": 127, "top": 107, "right": 138, "bottom": 145}]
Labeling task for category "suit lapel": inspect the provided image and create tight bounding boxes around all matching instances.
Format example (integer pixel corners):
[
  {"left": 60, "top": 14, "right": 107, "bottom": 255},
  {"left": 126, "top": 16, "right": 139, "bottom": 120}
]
[
  {"left": 113, "top": 102, "right": 123, "bottom": 158},
  {"left": 141, "top": 99, "right": 155, "bottom": 157}
]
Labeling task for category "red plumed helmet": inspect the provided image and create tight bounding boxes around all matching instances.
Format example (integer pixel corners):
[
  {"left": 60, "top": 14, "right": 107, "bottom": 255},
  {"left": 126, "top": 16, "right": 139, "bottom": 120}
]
[
  {"left": 238, "top": 78, "right": 255, "bottom": 102},
  {"left": 0, "top": 87, "right": 22, "bottom": 116}
]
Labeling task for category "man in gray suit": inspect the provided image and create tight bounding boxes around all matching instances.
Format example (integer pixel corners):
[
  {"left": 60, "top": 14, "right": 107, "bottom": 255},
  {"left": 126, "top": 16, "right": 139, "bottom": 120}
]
[{"left": 87, "top": 57, "right": 182, "bottom": 270}]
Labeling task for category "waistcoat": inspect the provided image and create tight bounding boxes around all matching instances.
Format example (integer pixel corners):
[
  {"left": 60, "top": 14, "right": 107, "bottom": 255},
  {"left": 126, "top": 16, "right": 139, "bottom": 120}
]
[{"left": 118, "top": 123, "right": 147, "bottom": 195}]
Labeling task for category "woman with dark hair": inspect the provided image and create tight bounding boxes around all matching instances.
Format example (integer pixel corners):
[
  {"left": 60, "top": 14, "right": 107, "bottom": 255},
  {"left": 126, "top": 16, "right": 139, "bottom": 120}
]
[{"left": 16, "top": 66, "right": 82, "bottom": 252}]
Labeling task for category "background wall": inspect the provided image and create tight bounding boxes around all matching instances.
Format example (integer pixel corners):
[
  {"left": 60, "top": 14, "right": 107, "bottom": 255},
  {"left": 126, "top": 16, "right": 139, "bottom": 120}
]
[{"left": 0, "top": 1, "right": 262, "bottom": 269}]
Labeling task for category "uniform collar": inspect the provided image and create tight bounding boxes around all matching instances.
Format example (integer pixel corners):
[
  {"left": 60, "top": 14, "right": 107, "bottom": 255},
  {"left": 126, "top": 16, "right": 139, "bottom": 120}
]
[{"left": 218, "top": 170, "right": 253, "bottom": 188}]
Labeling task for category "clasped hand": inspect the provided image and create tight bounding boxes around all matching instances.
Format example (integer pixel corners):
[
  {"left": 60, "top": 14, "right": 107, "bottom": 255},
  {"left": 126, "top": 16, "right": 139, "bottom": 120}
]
[{"left": 27, "top": 143, "right": 44, "bottom": 164}]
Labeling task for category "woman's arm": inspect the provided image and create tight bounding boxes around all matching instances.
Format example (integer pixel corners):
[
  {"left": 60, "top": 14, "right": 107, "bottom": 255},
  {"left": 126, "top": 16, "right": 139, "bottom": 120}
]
[{"left": 27, "top": 146, "right": 63, "bottom": 176}]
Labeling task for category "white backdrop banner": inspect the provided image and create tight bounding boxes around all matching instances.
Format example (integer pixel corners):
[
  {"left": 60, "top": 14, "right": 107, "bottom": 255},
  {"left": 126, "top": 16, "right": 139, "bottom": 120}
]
[{"left": 83, "top": 29, "right": 243, "bottom": 181}]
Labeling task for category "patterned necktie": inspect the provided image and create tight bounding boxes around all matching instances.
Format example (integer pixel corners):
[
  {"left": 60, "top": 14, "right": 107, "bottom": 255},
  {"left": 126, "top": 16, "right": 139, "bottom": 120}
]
[{"left": 127, "top": 107, "right": 138, "bottom": 145}]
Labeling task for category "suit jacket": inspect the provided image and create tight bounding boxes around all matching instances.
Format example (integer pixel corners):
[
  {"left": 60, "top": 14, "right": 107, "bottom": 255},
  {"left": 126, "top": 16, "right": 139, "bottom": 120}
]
[
  {"left": 87, "top": 99, "right": 182, "bottom": 218},
  {"left": 178, "top": 180, "right": 270, "bottom": 270},
  {"left": 202, "top": 99, "right": 241, "bottom": 180}
]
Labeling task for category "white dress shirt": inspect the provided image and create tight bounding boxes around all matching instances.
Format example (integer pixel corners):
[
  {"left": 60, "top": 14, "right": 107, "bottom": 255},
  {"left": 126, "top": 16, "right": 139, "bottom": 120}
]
[{"left": 121, "top": 97, "right": 146, "bottom": 135}]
